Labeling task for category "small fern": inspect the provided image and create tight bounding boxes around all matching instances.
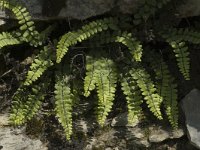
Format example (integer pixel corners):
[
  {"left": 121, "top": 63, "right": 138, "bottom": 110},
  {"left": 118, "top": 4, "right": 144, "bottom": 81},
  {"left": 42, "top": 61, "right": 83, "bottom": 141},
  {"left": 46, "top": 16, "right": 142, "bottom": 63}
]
[
  {"left": 84, "top": 52, "right": 118, "bottom": 126},
  {"left": 170, "top": 41, "right": 190, "bottom": 80},
  {"left": 129, "top": 67, "right": 163, "bottom": 120},
  {"left": 161, "top": 28, "right": 200, "bottom": 44},
  {"left": 54, "top": 64, "right": 75, "bottom": 140},
  {"left": 0, "top": 0, "right": 40, "bottom": 46},
  {"left": 10, "top": 79, "right": 49, "bottom": 125},
  {"left": 148, "top": 52, "right": 178, "bottom": 128},
  {"left": 90, "top": 31, "right": 143, "bottom": 61},
  {"left": 24, "top": 45, "right": 54, "bottom": 86},
  {"left": 0, "top": 32, "right": 22, "bottom": 50},
  {"left": 3, "top": 0, "right": 196, "bottom": 141},
  {"left": 120, "top": 74, "right": 143, "bottom": 124},
  {"left": 56, "top": 18, "right": 119, "bottom": 63}
]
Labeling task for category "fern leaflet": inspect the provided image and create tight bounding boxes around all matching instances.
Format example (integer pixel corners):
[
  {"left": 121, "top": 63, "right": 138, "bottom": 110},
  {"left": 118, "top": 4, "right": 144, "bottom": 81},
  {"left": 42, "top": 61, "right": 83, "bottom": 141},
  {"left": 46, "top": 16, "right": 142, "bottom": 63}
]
[
  {"left": 54, "top": 64, "right": 75, "bottom": 140},
  {"left": 129, "top": 67, "right": 163, "bottom": 120},
  {"left": 56, "top": 18, "right": 118, "bottom": 63},
  {"left": 10, "top": 79, "right": 49, "bottom": 125},
  {"left": 24, "top": 45, "right": 54, "bottom": 86},
  {"left": 121, "top": 75, "right": 143, "bottom": 124}
]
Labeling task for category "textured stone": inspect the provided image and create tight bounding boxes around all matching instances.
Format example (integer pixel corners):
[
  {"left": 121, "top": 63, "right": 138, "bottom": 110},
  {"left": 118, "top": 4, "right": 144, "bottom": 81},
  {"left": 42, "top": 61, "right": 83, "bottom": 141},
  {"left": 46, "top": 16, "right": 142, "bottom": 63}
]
[
  {"left": 181, "top": 89, "right": 200, "bottom": 149},
  {"left": 0, "top": 114, "right": 47, "bottom": 150},
  {"left": 111, "top": 112, "right": 139, "bottom": 127},
  {"left": 0, "top": 113, "right": 10, "bottom": 126},
  {"left": 0, "top": 0, "right": 200, "bottom": 20},
  {"left": 148, "top": 126, "right": 184, "bottom": 143}
]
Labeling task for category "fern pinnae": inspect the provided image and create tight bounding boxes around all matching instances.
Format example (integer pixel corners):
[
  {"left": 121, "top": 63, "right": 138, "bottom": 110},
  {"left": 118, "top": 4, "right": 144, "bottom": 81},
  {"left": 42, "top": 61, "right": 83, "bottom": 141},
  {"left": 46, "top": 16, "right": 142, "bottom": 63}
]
[
  {"left": 129, "top": 67, "right": 163, "bottom": 120},
  {"left": 170, "top": 41, "right": 190, "bottom": 80},
  {"left": 84, "top": 55, "right": 97, "bottom": 97},
  {"left": 149, "top": 53, "right": 178, "bottom": 128},
  {"left": 120, "top": 75, "right": 143, "bottom": 124},
  {"left": 0, "top": 32, "right": 22, "bottom": 50},
  {"left": 95, "top": 56, "right": 117, "bottom": 126},
  {"left": 56, "top": 18, "right": 119, "bottom": 63},
  {"left": 54, "top": 64, "right": 75, "bottom": 140},
  {"left": 24, "top": 45, "right": 54, "bottom": 86},
  {"left": 0, "top": 0, "right": 40, "bottom": 46},
  {"left": 165, "top": 79, "right": 178, "bottom": 128},
  {"left": 10, "top": 79, "right": 49, "bottom": 125},
  {"left": 90, "top": 31, "right": 143, "bottom": 61}
]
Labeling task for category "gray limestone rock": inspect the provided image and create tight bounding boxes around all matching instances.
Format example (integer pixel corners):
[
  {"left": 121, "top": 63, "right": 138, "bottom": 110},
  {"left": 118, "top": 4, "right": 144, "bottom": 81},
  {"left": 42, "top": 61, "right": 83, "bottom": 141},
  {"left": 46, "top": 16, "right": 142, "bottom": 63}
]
[
  {"left": 181, "top": 89, "right": 200, "bottom": 149},
  {"left": 0, "top": 114, "right": 47, "bottom": 150},
  {"left": 148, "top": 126, "right": 184, "bottom": 143},
  {"left": 111, "top": 112, "right": 139, "bottom": 127}
]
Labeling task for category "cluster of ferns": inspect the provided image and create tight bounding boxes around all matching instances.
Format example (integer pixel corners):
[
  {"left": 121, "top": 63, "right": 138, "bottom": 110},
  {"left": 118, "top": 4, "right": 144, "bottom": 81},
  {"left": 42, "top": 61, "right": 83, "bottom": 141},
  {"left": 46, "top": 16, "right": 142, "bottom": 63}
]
[{"left": 0, "top": 0, "right": 199, "bottom": 140}]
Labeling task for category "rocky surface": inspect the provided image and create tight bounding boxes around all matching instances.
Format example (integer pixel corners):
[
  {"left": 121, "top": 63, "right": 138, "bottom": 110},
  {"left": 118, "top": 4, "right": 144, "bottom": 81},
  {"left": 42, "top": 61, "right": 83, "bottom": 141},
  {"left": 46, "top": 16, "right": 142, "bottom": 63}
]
[
  {"left": 0, "top": 0, "right": 200, "bottom": 20},
  {"left": 0, "top": 113, "right": 47, "bottom": 150},
  {"left": 83, "top": 113, "right": 186, "bottom": 149},
  {"left": 181, "top": 89, "right": 200, "bottom": 149}
]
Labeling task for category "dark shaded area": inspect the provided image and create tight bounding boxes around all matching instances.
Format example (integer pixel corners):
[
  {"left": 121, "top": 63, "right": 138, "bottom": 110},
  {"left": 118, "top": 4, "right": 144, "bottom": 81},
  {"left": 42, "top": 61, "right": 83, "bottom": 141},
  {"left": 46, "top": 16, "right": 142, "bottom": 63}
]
[{"left": 42, "top": 0, "right": 66, "bottom": 17}]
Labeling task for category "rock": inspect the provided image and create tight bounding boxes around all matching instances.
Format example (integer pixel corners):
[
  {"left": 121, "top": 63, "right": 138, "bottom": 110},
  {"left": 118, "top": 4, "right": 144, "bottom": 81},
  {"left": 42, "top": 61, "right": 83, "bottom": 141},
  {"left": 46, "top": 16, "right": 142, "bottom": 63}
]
[
  {"left": 0, "top": 114, "right": 47, "bottom": 150},
  {"left": 181, "top": 89, "right": 200, "bottom": 149},
  {"left": 178, "top": 0, "right": 200, "bottom": 18},
  {"left": 111, "top": 112, "right": 139, "bottom": 127},
  {"left": 126, "top": 127, "right": 150, "bottom": 148},
  {"left": 59, "top": 0, "right": 115, "bottom": 20},
  {"left": 1, "top": 0, "right": 199, "bottom": 21},
  {"left": 148, "top": 126, "right": 185, "bottom": 143},
  {"left": 0, "top": 113, "right": 10, "bottom": 126}
]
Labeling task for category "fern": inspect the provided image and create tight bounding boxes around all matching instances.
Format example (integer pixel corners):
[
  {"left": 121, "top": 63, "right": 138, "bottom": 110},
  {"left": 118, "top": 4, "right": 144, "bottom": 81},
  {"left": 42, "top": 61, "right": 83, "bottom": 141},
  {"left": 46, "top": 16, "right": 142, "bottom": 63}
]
[
  {"left": 120, "top": 75, "right": 143, "bottom": 124},
  {"left": 54, "top": 64, "right": 76, "bottom": 140},
  {"left": 170, "top": 41, "right": 190, "bottom": 80},
  {"left": 160, "top": 29, "right": 190, "bottom": 80},
  {"left": 90, "top": 31, "right": 143, "bottom": 61},
  {"left": 84, "top": 52, "right": 118, "bottom": 126},
  {"left": 129, "top": 67, "right": 163, "bottom": 120},
  {"left": 10, "top": 79, "right": 49, "bottom": 125},
  {"left": 56, "top": 18, "right": 118, "bottom": 63},
  {"left": 148, "top": 52, "right": 178, "bottom": 128},
  {"left": 161, "top": 28, "right": 200, "bottom": 44},
  {"left": 0, "top": 0, "right": 40, "bottom": 46},
  {"left": 96, "top": 57, "right": 118, "bottom": 126},
  {"left": 84, "top": 55, "right": 98, "bottom": 97},
  {"left": 24, "top": 45, "right": 54, "bottom": 86},
  {"left": 0, "top": 32, "right": 22, "bottom": 50}
]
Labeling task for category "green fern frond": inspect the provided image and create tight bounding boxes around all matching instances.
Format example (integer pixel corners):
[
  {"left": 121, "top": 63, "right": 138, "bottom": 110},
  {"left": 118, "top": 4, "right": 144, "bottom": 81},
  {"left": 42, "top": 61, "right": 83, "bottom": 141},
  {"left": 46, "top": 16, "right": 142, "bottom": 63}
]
[
  {"left": 56, "top": 18, "right": 118, "bottom": 63},
  {"left": 95, "top": 57, "right": 118, "bottom": 126},
  {"left": 10, "top": 80, "right": 49, "bottom": 125},
  {"left": 170, "top": 41, "right": 190, "bottom": 80},
  {"left": 129, "top": 67, "right": 163, "bottom": 120},
  {"left": 120, "top": 75, "right": 143, "bottom": 124},
  {"left": 84, "top": 52, "right": 118, "bottom": 126},
  {"left": 90, "top": 31, "right": 143, "bottom": 61},
  {"left": 115, "top": 31, "right": 143, "bottom": 61},
  {"left": 24, "top": 45, "right": 54, "bottom": 86},
  {"left": 0, "top": 32, "right": 22, "bottom": 49},
  {"left": 54, "top": 64, "right": 75, "bottom": 140},
  {"left": 161, "top": 28, "right": 200, "bottom": 44},
  {"left": 148, "top": 53, "right": 178, "bottom": 128},
  {"left": 160, "top": 29, "right": 190, "bottom": 80},
  {"left": 0, "top": 0, "right": 40, "bottom": 46},
  {"left": 84, "top": 55, "right": 98, "bottom": 97},
  {"left": 164, "top": 79, "right": 178, "bottom": 128}
]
